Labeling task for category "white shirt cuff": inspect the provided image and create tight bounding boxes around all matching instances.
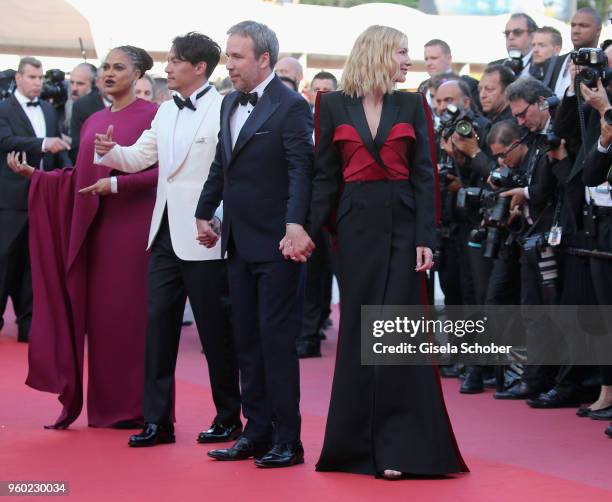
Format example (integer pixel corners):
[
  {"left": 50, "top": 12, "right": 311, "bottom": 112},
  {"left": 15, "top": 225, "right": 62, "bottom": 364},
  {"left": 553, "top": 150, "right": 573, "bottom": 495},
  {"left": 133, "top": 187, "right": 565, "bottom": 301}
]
[
  {"left": 41, "top": 138, "right": 48, "bottom": 152},
  {"left": 597, "top": 139, "right": 611, "bottom": 153},
  {"left": 94, "top": 151, "right": 105, "bottom": 164},
  {"left": 110, "top": 176, "right": 118, "bottom": 194},
  {"left": 523, "top": 187, "right": 530, "bottom": 200}
]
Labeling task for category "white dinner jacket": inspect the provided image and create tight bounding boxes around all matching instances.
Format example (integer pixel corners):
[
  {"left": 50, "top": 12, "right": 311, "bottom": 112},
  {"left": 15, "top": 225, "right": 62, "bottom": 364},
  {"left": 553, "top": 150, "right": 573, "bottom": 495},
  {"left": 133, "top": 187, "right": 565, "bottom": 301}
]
[{"left": 98, "top": 88, "right": 223, "bottom": 261}]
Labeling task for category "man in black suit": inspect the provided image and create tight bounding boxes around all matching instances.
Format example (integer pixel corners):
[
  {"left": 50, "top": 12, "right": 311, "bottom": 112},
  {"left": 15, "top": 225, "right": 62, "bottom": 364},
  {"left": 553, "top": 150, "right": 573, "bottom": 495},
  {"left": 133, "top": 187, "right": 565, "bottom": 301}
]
[
  {"left": 490, "top": 13, "right": 538, "bottom": 77},
  {"left": 69, "top": 68, "right": 107, "bottom": 163},
  {"left": 417, "top": 39, "right": 480, "bottom": 112},
  {"left": 549, "top": 7, "right": 602, "bottom": 98},
  {"left": 196, "top": 20, "right": 314, "bottom": 468},
  {"left": 530, "top": 27, "right": 562, "bottom": 89},
  {"left": 0, "top": 57, "right": 71, "bottom": 342}
]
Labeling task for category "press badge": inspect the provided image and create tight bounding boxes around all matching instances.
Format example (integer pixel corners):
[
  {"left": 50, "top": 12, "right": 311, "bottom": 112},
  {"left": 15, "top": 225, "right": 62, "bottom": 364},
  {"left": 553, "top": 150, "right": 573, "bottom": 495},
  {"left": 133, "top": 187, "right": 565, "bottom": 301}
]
[{"left": 548, "top": 225, "right": 562, "bottom": 246}]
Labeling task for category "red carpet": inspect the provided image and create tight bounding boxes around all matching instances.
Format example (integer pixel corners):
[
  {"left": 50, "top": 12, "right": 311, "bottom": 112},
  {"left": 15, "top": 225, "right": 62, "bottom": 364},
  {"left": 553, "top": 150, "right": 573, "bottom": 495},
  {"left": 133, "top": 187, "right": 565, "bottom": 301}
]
[{"left": 1, "top": 304, "right": 611, "bottom": 502}]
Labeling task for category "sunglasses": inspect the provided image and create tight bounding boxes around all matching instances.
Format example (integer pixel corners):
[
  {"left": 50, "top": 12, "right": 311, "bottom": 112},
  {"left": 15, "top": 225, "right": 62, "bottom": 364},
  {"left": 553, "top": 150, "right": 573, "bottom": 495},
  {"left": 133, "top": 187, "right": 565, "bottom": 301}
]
[
  {"left": 503, "top": 28, "right": 532, "bottom": 38},
  {"left": 513, "top": 102, "right": 533, "bottom": 120}
]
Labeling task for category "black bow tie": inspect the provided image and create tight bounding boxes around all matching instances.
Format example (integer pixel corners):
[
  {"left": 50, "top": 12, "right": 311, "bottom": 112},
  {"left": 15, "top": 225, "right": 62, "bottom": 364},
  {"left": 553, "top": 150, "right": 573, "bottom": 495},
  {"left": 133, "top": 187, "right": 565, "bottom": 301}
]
[
  {"left": 173, "top": 86, "right": 211, "bottom": 111},
  {"left": 238, "top": 91, "right": 258, "bottom": 107},
  {"left": 26, "top": 100, "right": 40, "bottom": 107}
]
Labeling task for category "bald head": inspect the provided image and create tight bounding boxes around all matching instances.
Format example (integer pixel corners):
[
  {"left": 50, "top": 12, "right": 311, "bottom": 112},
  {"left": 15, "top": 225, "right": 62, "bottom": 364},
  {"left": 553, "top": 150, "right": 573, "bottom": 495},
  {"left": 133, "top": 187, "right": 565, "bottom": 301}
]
[
  {"left": 435, "top": 80, "right": 471, "bottom": 115},
  {"left": 274, "top": 57, "right": 303, "bottom": 87},
  {"left": 70, "top": 63, "right": 96, "bottom": 100}
]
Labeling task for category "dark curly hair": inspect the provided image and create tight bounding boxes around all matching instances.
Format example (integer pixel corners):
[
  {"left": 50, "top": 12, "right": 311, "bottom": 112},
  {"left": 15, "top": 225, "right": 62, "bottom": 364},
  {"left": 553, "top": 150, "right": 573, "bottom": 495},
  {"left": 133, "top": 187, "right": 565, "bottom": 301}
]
[{"left": 171, "top": 32, "right": 221, "bottom": 78}]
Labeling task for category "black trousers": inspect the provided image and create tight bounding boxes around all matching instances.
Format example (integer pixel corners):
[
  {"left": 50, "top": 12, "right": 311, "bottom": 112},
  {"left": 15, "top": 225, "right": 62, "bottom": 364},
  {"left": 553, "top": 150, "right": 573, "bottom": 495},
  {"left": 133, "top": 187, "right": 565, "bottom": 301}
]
[
  {"left": 143, "top": 214, "right": 241, "bottom": 426},
  {"left": 590, "top": 215, "right": 612, "bottom": 385},
  {"left": 520, "top": 252, "right": 558, "bottom": 390},
  {"left": 227, "top": 240, "right": 303, "bottom": 444},
  {"left": 298, "top": 228, "right": 333, "bottom": 343},
  {"left": 0, "top": 210, "right": 32, "bottom": 339}
]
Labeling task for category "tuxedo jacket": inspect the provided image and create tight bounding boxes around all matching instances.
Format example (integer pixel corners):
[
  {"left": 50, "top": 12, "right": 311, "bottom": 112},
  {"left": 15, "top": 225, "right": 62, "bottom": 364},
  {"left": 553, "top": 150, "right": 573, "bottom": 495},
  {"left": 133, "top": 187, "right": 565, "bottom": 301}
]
[
  {"left": 99, "top": 88, "right": 223, "bottom": 261},
  {"left": 196, "top": 75, "right": 314, "bottom": 263},
  {"left": 0, "top": 95, "right": 70, "bottom": 211},
  {"left": 70, "top": 89, "right": 106, "bottom": 163}
]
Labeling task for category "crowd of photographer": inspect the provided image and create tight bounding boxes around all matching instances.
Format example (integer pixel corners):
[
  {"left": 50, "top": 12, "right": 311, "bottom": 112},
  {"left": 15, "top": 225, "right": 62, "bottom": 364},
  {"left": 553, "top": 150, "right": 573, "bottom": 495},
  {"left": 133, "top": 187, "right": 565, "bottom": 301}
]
[{"left": 428, "top": 8, "right": 612, "bottom": 439}]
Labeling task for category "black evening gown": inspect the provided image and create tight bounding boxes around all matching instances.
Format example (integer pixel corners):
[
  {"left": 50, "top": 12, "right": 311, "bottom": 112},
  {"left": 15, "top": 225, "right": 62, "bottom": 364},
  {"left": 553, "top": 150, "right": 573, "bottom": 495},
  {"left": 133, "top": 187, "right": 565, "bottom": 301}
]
[{"left": 309, "top": 90, "right": 469, "bottom": 477}]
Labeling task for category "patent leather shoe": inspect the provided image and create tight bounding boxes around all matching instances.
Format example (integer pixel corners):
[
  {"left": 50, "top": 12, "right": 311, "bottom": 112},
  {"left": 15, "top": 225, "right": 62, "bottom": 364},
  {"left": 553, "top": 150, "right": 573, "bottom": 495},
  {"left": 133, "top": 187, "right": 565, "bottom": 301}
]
[
  {"left": 494, "top": 381, "right": 541, "bottom": 400},
  {"left": 254, "top": 441, "right": 304, "bottom": 468},
  {"left": 207, "top": 436, "right": 270, "bottom": 461},
  {"left": 128, "top": 423, "right": 175, "bottom": 447},
  {"left": 197, "top": 423, "right": 242, "bottom": 443},
  {"left": 588, "top": 405, "right": 612, "bottom": 421},
  {"left": 526, "top": 389, "right": 582, "bottom": 408}
]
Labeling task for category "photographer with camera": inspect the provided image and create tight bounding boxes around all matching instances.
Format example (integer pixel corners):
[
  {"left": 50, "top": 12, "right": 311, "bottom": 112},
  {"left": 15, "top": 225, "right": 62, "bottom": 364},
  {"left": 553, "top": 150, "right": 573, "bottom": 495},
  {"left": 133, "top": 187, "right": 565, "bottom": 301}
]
[
  {"left": 491, "top": 13, "right": 538, "bottom": 78},
  {"left": 574, "top": 86, "right": 612, "bottom": 433},
  {"left": 487, "top": 77, "right": 562, "bottom": 401},
  {"left": 0, "top": 57, "right": 71, "bottom": 342},
  {"left": 435, "top": 78, "right": 495, "bottom": 389}
]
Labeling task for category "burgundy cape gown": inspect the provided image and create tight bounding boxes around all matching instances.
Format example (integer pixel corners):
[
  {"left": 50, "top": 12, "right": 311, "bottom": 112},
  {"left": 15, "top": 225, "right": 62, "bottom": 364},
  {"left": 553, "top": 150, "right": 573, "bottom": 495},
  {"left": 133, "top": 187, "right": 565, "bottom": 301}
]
[{"left": 25, "top": 98, "right": 158, "bottom": 428}]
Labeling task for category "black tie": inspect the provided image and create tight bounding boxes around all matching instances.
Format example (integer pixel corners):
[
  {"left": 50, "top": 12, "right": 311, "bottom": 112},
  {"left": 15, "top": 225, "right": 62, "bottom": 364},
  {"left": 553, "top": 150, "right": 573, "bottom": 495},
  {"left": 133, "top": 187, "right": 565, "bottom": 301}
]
[
  {"left": 26, "top": 100, "right": 40, "bottom": 107},
  {"left": 238, "top": 92, "right": 258, "bottom": 107},
  {"left": 173, "top": 86, "right": 211, "bottom": 111}
]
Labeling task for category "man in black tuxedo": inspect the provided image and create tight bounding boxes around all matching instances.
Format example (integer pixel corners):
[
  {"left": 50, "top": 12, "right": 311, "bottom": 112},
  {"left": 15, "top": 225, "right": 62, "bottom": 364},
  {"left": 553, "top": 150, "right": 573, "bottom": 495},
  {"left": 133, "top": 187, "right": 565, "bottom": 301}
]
[
  {"left": 0, "top": 57, "right": 71, "bottom": 342},
  {"left": 196, "top": 20, "right": 314, "bottom": 468},
  {"left": 549, "top": 7, "right": 602, "bottom": 98}
]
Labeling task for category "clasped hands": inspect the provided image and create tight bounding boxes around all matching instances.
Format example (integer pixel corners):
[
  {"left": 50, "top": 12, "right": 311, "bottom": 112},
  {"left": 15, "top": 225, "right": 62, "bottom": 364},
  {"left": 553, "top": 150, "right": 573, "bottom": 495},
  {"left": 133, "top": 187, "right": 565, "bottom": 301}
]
[{"left": 278, "top": 224, "right": 315, "bottom": 262}]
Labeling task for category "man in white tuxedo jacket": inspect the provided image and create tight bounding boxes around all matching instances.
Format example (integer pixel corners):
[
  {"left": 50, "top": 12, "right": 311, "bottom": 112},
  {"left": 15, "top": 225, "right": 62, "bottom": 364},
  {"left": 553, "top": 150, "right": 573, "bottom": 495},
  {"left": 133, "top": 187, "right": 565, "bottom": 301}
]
[{"left": 94, "top": 33, "right": 241, "bottom": 447}]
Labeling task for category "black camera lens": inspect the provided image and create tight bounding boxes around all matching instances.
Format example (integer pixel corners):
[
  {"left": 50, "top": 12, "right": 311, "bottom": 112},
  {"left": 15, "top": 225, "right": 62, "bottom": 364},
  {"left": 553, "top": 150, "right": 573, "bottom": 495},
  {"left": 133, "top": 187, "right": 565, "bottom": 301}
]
[{"left": 455, "top": 120, "right": 473, "bottom": 137}]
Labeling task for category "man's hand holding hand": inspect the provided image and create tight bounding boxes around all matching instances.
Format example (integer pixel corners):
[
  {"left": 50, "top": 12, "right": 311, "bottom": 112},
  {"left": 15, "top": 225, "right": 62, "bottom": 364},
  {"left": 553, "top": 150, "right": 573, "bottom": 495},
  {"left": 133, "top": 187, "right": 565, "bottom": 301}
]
[
  {"left": 196, "top": 218, "right": 219, "bottom": 248},
  {"left": 279, "top": 224, "right": 315, "bottom": 262}
]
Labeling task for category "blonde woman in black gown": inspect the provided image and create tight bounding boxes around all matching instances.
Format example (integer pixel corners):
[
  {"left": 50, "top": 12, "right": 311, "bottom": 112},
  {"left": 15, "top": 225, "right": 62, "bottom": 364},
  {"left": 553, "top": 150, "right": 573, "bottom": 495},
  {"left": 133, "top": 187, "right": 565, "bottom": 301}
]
[{"left": 309, "top": 25, "right": 469, "bottom": 479}]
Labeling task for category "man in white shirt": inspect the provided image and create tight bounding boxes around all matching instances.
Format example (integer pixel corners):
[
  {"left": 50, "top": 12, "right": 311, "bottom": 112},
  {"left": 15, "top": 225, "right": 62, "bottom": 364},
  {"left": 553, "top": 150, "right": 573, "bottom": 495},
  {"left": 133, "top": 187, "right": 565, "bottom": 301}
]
[
  {"left": 94, "top": 33, "right": 241, "bottom": 448},
  {"left": 0, "top": 57, "right": 70, "bottom": 342}
]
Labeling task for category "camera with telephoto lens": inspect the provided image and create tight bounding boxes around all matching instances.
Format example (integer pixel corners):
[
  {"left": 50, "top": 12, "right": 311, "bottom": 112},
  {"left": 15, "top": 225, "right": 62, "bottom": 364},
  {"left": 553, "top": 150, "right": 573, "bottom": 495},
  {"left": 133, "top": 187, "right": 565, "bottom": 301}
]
[
  {"left": 504, "top": 49, "right": 524, "bottom": 77},
  {"left": 437, "top": 103, "right": 478, "bottom": 140},
  {"left": 40, "top": 69, "right": 68, "bottom": 108},
  {"left": 457, "top": 187, "right": 524, "bottom": 258},
  {"left": 571, "top": 48, "right": 612, "bottom": 88},
  {"left": 0, "top": 69, "right": 16, "bottom": 101}
]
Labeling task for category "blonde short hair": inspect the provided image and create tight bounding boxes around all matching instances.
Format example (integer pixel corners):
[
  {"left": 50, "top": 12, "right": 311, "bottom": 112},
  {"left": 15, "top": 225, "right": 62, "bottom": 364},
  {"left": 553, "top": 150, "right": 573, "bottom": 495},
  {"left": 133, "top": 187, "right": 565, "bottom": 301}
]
[{"left": 341, "top": 25, "right": 407, "bottom": 98}]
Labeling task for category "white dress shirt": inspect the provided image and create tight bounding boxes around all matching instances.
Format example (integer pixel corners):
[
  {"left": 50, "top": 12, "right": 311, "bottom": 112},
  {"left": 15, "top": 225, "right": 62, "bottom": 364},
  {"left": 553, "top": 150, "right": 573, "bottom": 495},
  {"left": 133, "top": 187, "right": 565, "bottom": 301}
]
[
  {"left": 520, "top": 51, "right": 533, "bottom": 77},
  {"left": 14, "top": 89, "right": 47, "bottom": 155},
  {"left": 554, "top": 54, "right": 572, "bottom": 98},
  {"left": 230, "top": 72, "right": 275, "bottom": 149}
]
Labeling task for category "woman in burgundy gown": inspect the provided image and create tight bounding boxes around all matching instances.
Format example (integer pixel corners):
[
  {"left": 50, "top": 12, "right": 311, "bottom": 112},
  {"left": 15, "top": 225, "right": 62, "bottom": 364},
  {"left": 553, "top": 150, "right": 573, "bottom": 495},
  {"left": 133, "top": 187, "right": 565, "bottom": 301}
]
[
  {"left": 309, "top": 26, "right": 468, "bottom": 478},
  {"left": 7, "top": 46, "right": 158, "bottom": 429}
]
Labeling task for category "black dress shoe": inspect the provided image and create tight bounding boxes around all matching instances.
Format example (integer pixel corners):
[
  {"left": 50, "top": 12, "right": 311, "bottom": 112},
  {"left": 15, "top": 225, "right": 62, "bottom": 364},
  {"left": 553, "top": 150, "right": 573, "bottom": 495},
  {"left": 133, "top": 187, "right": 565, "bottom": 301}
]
[
  {"left": 588, "top": 405, "right": 612, "bottom": 421},
  {"left": 254, "top": 441, "right": 304, "bottom": 468},
  {"left": 605, "top": 424, "right": 612, "bottom": 438},
  {"left": 527, "top": 389, "right": 583, "bottom": 408},
  {"left": 494, "top": 381, "right": 542, "bottom": 400},
  {"left": 197, "top": 423, "right": 242, "bottom": 443},
  {"left": 128, "top": 423, "right": 175, "bottom": 447},
  {"left": 207, "top": 436, "right": 270, "bottom": 461},
  {"left": 297, "top": 340, "right": 321, "bottom": 358},
  {"left": 460, "top": 367, "right": 484, "bottom": 394}
]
